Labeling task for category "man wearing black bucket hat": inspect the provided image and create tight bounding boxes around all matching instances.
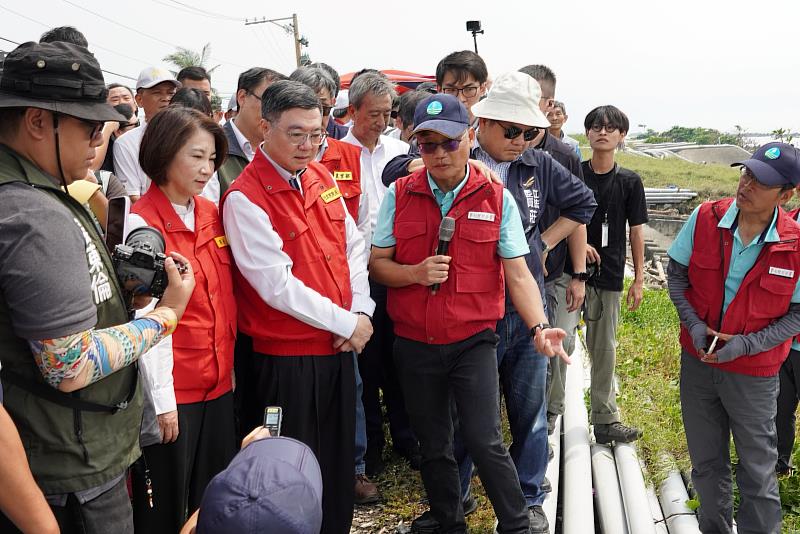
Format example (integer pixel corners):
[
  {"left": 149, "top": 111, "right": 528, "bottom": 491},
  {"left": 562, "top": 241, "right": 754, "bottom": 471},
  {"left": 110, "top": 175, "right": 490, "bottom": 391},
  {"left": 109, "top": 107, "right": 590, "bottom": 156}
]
[
  {"left": 0, "top": 41, "right": 194, "bottom": 533},
  {"left": 667, "top": 142, "right": 800, "bottom": 534}
]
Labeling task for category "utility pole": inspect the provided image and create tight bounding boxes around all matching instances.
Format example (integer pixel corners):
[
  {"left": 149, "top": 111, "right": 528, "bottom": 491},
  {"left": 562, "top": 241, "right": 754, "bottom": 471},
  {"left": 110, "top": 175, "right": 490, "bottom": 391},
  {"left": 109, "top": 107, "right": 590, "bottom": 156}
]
[
  {"left": 292, "top": 14, "right": 301, "bottom": 68},
  {"left": 245, "top": 13, "right": 307, "bottom": 67}
]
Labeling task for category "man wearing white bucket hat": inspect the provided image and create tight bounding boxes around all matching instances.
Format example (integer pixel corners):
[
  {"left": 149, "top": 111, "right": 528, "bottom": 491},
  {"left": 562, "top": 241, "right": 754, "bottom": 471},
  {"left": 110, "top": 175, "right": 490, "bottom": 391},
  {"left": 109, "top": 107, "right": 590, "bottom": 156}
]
[{"left": 447, "top": 71, "right": 596, "bottom": 533}]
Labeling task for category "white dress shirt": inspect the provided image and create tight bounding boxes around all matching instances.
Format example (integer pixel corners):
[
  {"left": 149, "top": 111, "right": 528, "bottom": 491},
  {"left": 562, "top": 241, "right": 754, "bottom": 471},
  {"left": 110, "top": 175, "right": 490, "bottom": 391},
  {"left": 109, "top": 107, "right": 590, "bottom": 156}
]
[
  {"left": 229, "top": 118, "right": 256, "bottom": 161},
  {"left": 113, "top": 122, "right": 149, "bottom": 197},
  {"left": 127, "top": 199, "right": 196, "bottom": 415},
  {"left": 223, "top": 148, "right": 375, "bottom": 342},
  {"left": 340, "top": 131, "right": 408, "bottom": 237}
]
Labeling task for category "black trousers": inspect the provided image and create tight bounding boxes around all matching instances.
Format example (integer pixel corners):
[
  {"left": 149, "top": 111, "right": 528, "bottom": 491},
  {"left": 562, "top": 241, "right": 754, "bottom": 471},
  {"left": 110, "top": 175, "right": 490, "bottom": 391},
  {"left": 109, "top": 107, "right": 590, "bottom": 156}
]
[
  {"left": 359, "top": 281, "right": 416, "bottom": 454},
  {"left": 0, "top": 476, "right": 133, "bottom": 534},
  {"left": 777, "top": 348, "right": 800, "bottom": 470},
  {"left": 241, "top": 351, "right": 355, "bottom": 534},
  {"left": 131, "top": 392, "right": 237, "bottom": 534},
  {"left": 232, "top": 333, "right": 255, "bottom": 443},
  {"left": 394, "top": 330, "right": 529, "bottom": 534}
]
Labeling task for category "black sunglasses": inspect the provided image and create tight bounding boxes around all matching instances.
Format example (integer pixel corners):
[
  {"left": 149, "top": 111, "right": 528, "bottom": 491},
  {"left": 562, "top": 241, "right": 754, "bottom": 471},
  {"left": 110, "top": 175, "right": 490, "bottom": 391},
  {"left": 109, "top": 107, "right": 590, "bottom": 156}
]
[{"left": 496, "top": 121, "right": 539, "bottom": 142}]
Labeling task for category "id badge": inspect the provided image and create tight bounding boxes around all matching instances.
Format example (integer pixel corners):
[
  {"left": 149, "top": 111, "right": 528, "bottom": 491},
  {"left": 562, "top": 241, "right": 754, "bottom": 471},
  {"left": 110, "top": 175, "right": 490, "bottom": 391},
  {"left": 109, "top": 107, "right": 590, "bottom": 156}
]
[{"left": 601, "top": 223, "right": 609, "bottom": 248}]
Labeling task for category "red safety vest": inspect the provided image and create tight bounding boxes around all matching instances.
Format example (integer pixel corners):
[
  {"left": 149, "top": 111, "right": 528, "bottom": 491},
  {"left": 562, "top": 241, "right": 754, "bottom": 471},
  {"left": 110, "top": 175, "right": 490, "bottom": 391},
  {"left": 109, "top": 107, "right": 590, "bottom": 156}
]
[
  {"left": 222, "top": 151, "right": 352, "bottom": 356},
  {"left": 387, "top": 164, "right": 505, "bottom": 345},
  {"left": 319, "top": 138, "right": 362, "bottom": 221},
  {"left": 132, "top": 186, "right": 236, "bottom": 403},
  {"left": 679, "top": 197, "right": 800, "bottom": 376}
]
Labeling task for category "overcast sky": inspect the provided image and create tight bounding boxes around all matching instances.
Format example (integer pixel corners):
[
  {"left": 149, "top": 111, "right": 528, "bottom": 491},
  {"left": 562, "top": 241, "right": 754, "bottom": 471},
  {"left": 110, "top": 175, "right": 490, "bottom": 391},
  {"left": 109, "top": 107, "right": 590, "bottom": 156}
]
[{"left": 1, "top": 0, "right": 797, "bottom": 134}]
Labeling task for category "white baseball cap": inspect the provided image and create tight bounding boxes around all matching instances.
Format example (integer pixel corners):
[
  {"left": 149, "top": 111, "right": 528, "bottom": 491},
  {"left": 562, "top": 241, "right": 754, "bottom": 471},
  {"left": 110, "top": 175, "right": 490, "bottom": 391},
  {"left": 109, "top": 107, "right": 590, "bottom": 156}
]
[
  {"left": 471, "top": 71, "right": 551, "bottom": 128},
  {"left": 135, "top": 67, "right": 181, "bottom": 90},
  {"left": 333, "top": 89, "right": 349, "bottom": 111}
]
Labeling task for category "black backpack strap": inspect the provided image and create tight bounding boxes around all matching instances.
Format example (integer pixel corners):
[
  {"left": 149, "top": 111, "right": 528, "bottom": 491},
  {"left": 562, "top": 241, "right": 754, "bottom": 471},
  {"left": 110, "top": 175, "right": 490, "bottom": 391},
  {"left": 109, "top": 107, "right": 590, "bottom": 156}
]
[{"left": 1, "top": 367, "right": 137, "bottom": 414}]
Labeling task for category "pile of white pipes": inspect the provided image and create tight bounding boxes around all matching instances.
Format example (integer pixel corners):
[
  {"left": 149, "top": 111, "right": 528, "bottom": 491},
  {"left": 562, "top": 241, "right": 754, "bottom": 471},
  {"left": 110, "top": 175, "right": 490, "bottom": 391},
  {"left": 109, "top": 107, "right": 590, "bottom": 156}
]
[{"left": 555, "top": 338, "right": 703, "bottom": 533}]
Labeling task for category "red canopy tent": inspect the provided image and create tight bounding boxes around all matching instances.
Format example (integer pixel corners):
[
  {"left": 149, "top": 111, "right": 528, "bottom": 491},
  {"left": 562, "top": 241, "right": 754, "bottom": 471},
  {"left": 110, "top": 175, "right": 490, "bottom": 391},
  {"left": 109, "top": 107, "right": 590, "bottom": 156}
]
[{"left": 340, "top": 70, "right": 435, "bottom": 93}]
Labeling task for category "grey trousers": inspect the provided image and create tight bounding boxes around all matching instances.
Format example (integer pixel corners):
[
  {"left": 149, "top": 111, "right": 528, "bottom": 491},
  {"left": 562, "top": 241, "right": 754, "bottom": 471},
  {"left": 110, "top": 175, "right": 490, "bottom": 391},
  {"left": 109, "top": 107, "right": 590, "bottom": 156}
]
[
  {"left": 680, "top": 351, "right": 782, "bottom": 534},
  {"left": 584, "top": 286, "right": 622, "bottom": 424},
  {"left": 546, "top": 273, "right": 581, "bottom": 416}
]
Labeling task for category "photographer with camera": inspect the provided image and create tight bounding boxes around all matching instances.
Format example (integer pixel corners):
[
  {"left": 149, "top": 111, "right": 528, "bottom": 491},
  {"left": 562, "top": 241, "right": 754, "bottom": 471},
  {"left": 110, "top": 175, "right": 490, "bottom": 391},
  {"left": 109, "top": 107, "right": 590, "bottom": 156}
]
[
  {"left": 0, "top": 42, "right": 194, "bottom": 533},
  {"left": 127, "top": 106, "right": 237, "bottom": 533}
]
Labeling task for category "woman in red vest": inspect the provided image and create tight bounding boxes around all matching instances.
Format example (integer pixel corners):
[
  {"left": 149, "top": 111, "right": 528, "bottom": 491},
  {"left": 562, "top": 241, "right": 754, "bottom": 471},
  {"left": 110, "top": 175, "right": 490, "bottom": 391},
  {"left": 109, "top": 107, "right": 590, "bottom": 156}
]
[{"left": 128, "top": 106, "right": 237, "bottom": 533}]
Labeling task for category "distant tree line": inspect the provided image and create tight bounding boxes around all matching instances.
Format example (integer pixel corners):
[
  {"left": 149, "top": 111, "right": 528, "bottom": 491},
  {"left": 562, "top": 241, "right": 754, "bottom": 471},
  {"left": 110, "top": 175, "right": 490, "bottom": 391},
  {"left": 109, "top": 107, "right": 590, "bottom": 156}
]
[{"left": 636, "top": 125, "right": 794, "bottom": 149}]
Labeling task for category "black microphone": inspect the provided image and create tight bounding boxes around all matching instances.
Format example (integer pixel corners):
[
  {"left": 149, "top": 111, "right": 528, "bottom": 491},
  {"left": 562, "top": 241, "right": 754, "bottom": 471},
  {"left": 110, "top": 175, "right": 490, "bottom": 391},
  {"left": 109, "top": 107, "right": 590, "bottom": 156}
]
[{"left": 431, "top": 217, "right": 456, "bottom": 294}]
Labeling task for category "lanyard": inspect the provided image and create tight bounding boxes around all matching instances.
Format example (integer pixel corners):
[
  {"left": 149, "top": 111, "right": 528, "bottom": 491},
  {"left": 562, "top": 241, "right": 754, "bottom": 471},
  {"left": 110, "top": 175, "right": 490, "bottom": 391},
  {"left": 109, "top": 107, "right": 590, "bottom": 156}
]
[{"left": 591, "top": 163, "right": 619, "bottom": 224}]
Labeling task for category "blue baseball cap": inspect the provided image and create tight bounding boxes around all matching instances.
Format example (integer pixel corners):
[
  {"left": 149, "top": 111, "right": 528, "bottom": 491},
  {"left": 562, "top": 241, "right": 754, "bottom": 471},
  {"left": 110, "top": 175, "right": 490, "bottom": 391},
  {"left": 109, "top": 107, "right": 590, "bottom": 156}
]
[
  {"left": 411, "top": 93, "right": 470, "bottom": 139},
  {"left": 732, "top": 142, "right": 800, "bottom": 187},
  {"left": 196, "top": 437, "right": 323, "bottom": 534}
]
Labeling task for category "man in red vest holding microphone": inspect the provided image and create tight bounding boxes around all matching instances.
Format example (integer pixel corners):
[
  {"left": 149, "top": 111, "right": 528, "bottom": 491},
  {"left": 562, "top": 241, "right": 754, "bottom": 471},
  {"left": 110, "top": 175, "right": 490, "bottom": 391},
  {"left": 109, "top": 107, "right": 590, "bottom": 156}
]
[
  {"left": 369, "top": 94, "right": 569, "bottom": 533},
  {"left": 667, "top": 142, "right": 800, "bottom": 534},
  {"left": 221, "top": 80, "right": 375, "bottom": 534}
]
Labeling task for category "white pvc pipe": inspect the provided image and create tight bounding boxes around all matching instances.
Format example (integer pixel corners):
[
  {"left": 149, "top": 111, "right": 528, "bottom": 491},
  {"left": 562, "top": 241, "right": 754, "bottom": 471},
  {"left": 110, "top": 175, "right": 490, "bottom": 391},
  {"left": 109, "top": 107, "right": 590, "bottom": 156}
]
[
  {"left": 591, "top": 444, "right": 629, "bottom": 534},
  {"left": 646, "top": 485, "right": 669, "bottom": 534},
  {"left": 542, "top": 414, "right": 561, "bottom": 534},
  {"left": 614, "top": 443, "right": 657, "bottom": 534},
  {"left": 562, "top": 342, "right": 595, "bottom": 534},
  {"left": 658, "top": 468, "right": 701, "bottom": 534}
]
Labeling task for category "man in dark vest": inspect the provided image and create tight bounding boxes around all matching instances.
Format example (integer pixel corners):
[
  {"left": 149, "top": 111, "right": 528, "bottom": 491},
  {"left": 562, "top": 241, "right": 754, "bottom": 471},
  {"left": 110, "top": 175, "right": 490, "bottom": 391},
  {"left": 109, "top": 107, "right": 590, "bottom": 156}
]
[
  {"left": 667, "top": 142, "right": 800, "bottom": 534},
  {"left": 369, "top": 94, "right": 569, "bottom": 534},
  {"left": 217, "top": 67, "right": 286, "bottom": 199},
  {"left": 0, "top": 41, "right": 194, "bottom": 533}
]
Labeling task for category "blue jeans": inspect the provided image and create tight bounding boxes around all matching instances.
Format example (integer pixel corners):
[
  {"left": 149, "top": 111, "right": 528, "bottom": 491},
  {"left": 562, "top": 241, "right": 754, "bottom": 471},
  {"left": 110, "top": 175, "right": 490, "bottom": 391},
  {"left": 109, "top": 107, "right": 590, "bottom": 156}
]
[
  {"left": 457, "top": 310, "right": 549, "bottom": 506},
  {"left": 355, "top": 353, "right": 367, "bottom": 475}
]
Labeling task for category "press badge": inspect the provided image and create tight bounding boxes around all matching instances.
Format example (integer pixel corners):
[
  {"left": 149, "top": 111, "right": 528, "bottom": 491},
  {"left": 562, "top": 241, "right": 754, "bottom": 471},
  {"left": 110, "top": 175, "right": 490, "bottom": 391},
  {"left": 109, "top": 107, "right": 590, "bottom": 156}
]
[{"left": 601, "top": 223, "right": 609, "bottom": 248}]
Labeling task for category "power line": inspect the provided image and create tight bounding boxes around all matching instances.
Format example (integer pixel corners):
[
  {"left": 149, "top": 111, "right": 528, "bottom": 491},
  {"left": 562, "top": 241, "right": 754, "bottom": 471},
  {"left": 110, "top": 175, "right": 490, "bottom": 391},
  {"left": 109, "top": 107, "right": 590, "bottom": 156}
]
[
  {"left": 158, "top": 0, "right": 243, "bottom": 22},
  {"left": 0, "top": 33, "right": 136, "bottom": 81},
  {"left": 0, "top": 4, "right": 146, "bottom": 77},
  {"left": 59, "top": 0, "right": 249, "bottom": 70}
]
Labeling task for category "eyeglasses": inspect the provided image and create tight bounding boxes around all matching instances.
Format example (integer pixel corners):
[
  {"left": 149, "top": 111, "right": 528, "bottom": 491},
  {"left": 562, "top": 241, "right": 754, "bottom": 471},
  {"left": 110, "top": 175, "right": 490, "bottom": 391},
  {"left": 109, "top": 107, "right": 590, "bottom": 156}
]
[
  {"left": 441, "top": 85, "right": 480, "bottom": 98},
  {"left": 496, "top": 121, "right": 540, "bottom": 142},
  {"left": 247, "top": 90, "right": 263, "bottom": 102},
  {"left": 590, "top": 124, "right": 619, "bottom": 133},
  {"left": 739, "top": 166, "right": 784, "bottom": 190},
  {"left": 274, "top": 126, "right": 327, "bottom": 147},
  {"left": 418, "top": 137, "right": 463, "bottom": 155},
  {"left": 74, "top": 116, "right": 105, "bottom": 140}
]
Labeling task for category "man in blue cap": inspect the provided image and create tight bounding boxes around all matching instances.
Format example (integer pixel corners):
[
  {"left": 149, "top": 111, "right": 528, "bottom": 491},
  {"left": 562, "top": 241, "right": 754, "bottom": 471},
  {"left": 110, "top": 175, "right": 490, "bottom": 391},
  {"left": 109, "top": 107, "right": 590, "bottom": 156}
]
[
  {"left": 667, "top": 142, "right": 800, "bottom": 534},
  {"left": 370, "top": 93, "right": 569, "bottom": 534}
]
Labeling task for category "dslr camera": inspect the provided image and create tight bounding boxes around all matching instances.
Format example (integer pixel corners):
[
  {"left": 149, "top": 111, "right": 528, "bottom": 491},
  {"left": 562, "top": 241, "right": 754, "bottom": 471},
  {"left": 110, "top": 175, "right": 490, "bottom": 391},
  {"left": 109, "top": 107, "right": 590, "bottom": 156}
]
[{"left": 113, "top": 226, "right": 181, "bottom": 303}]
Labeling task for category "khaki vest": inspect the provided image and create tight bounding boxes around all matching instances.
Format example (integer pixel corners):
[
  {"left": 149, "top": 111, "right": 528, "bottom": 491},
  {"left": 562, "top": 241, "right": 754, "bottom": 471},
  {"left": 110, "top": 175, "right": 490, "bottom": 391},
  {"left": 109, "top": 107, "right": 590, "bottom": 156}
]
[{"left": 0, "top": 144, "right": 142, "bottom": 494}]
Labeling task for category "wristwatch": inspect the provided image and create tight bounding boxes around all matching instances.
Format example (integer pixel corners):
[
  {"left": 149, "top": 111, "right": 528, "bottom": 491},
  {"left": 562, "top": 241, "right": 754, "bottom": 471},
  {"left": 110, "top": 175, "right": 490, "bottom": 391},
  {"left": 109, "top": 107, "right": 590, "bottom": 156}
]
[
  {"left": 356, "top": 312, "right": 372, "bottom": 322},
  {"left": 540, "top": 240, "right": 551, "bottom": 254},
  {"left": 530, "top": 322, "right": 550, "bottom": 337},
  {"left": 572, "top": 272, "right": 590, "bottom": 282}
]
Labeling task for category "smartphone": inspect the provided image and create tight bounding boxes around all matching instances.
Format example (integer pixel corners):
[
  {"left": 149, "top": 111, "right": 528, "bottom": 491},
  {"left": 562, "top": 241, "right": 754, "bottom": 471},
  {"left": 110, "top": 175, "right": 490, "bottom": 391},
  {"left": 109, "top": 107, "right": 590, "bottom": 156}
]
[{"left": 263, "top": 406, "right": 282, "bottom": 436}]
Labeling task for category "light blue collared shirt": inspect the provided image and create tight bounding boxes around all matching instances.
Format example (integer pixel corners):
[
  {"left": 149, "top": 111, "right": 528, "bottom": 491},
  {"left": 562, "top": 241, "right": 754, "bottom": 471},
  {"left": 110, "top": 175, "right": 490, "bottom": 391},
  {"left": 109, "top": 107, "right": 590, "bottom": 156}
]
[
  {"left": 668, "top": 200, "right": 800, "bottom": 317},
  {"left": 372, "top": 166, "right": 530, "bottom": 259}
]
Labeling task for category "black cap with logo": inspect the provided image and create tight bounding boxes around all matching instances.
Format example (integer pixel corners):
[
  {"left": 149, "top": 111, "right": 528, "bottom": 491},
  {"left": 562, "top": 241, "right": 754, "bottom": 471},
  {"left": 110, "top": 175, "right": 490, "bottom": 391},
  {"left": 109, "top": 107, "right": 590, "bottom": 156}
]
[{"left": 0, "top": 41, "right": 126, "bottom": 122}]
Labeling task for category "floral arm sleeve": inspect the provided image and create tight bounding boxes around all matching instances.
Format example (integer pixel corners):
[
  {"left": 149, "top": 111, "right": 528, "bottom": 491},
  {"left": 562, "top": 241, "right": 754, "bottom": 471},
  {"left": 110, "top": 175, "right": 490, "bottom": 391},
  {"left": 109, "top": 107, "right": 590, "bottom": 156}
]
[{"left": 29, "top": 307, "right": 177, "bottom": 390}]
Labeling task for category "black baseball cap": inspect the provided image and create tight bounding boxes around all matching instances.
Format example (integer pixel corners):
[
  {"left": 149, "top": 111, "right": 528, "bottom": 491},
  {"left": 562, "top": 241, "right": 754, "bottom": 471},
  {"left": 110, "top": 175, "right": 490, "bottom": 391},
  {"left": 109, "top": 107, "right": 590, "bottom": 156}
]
[
  {"left": 411, "top": 93, "right": 470, "bottom": 139},
  {"left": 732, "top": 142, "right": 800, "bottom": 187},
  {"left": 0, "top": 41, "right": 126, "bottom": 122}
]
